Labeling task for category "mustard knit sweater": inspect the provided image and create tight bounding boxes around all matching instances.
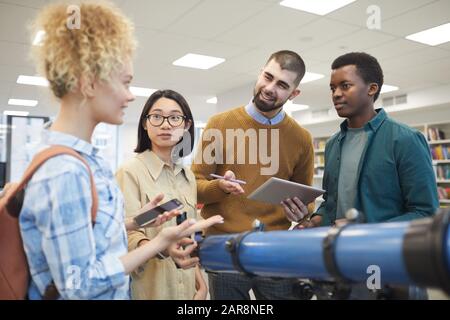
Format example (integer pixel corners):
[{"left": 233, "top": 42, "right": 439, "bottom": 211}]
[{"left": 191, "top": 106, "right": 314, "bottom": 235}]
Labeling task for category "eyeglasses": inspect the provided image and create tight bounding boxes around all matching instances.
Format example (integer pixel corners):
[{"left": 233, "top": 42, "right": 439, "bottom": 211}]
[{"left": 145, "top": 114, "right": 186, "bottom": 127}]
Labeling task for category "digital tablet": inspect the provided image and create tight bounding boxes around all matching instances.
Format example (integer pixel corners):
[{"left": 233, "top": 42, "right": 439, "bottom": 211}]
[{"left": 248, "top": 177, "right": 325, "bottom": 205}]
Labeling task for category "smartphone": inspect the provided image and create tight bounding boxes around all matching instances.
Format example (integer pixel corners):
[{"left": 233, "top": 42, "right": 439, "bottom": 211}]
[
  {"left": 176, "top": 211, "right": 188, "bottom": 225},
  {"left": 134, "top": 199, "right": 184, "bottom": 227},
  {"left": 190, "top": 231, "right": 204, "bottom": 258}
]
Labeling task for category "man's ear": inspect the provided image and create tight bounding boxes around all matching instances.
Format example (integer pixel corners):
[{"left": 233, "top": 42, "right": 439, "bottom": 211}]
[
  {"left": 79, "top": 75, "right": 96, "bottom": 99},
  {"left": 368, "top": 83, "right": 379, "bottom": 98},
  {"left": 289, "top": 88, "right": 301, "bottom": 100}
]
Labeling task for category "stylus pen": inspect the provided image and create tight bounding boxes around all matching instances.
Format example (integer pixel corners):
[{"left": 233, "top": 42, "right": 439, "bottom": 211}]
[{"left": 210, "top": 173, "right": 247, "bottom": 185}]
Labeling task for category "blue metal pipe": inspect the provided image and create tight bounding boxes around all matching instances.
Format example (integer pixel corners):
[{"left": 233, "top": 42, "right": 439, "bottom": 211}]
[{"left": 199, "top": 214, "right": 450, "bottom": 291}]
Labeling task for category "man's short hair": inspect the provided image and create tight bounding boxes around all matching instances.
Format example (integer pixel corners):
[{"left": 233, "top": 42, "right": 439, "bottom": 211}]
[
  {"left": 266, "top": 50, "right": 306, "bottom": 87},
  {"left": 331, "top": 52, "right": 384, "bottom": 102}
]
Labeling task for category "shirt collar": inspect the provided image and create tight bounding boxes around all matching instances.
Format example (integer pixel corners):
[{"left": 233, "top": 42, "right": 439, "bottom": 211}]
[
  {"left": 339, "top": 108, "right": 387, "bottom": 134},
  {"left": 137, "top": 150, "right": 188, "bottom": 181},
  {"left": 245, "top": 100, "right": 285, "bottom": 125},
  {"left": 41, "top": 128, "right": 99, "bottom": 157}
]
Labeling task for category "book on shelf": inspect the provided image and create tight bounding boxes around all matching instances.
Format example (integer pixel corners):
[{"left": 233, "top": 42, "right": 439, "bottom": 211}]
[
  {"left": 313, "top": 139, "right": 327, "bottom": 150},
  {"left": 427, "top": 127, "right": 445, "bottom": 141},
  {"left": 435, "top": 164, "right": 450, "bottom": 180},
  {"left": 430, "top": 145, "right": 450, "bottom": 160},
  {"left": 437, "top": 187, "right": 450, "bottom": 200},
  {"left": 314, "top": 154, "right": 325, "bottom": 167}
]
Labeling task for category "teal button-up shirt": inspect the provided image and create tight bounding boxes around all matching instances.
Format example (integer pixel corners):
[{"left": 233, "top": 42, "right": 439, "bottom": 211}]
[{"left": 315, "top": 108, "right": 438, "bottom": 225}]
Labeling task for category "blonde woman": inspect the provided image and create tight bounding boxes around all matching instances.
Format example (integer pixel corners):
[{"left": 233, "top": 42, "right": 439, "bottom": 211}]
[
  {"left": 116, "top": 89, "right": 207, "bottom": 300},
  {"left": 19, "top": 1, "right": 222, "bottom": 300}
]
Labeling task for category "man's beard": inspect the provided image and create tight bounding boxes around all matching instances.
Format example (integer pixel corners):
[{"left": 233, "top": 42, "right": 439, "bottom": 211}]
[{"left": 253, "top": 89, "right": 285, "bottom": 112}]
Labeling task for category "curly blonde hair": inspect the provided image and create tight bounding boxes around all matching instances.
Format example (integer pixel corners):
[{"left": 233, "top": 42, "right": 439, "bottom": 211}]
[{"left": 31, "top": 1, "right": 136, "bottom": 98}]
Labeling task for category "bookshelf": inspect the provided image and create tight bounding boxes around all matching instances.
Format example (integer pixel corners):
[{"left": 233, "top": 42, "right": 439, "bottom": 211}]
[
  {"left": 422, "top": 121, "right": 450, "bottom": 208},
  {"left": 429, "top": 139, "right": 450, "bottom": 145},
  {"left": 312, "top": 136, "right": 328, "bottom": 183},
  {"left": 312, "top": 136, "right": 329, "bottom": 209}
]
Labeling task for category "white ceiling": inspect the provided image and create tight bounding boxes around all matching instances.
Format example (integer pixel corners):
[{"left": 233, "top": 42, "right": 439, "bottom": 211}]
[{"left": 0, "top": 0, "right": 449, "bottom": 122}]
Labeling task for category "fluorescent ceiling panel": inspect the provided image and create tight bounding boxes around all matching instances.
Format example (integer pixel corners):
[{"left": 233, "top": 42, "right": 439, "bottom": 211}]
[
  {"left": 17, "top": 75, "right": 49, "bottom": 86},
  {"left": 280, "top": 0, "right": 356, "bottom": 16},
  {"left": 173, "top": 53, "right": 225, "bottom": 70},
  {"left": 130, "top": 86, "right": 157, "bottom": 97},
  {"left": 284, "top": 101, "right": 309, "bottom": 113},
  {"left": 380, "top": 84, "right": 399, "bottom": 94},
  {"left": 8, "top": 99, "right": 38, "bottom": 107},
  {"left": 406, "top": 23, "right": 450, "bottom": 46},
  {"left": 4, "top": 110, "right": 30, "bottom": 116},
  {"left": 301, "top": 72, "right": 324, "bottom": 83},
  {"left": 206, "top": 97, "right": 218, "bottom": 104}
]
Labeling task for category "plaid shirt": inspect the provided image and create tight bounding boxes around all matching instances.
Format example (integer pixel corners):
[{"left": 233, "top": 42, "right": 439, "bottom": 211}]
[{"left": 19, "top": 129, "right": 130, "bottom": 299}]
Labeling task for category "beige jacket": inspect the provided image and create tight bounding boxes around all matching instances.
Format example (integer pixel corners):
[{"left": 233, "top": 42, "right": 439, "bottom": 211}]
[{"left": 116, "top": 150, "right": 198, "bottom": 300}]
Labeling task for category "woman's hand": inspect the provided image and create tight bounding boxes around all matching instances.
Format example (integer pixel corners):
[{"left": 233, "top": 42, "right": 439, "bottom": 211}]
[
  {"left": 121, "top": 215, "right": 223, "bottom": 275},
  {"left": 125, "top": 193, "right": 180, "bottom": 230},
  {"left": 157, "top": 215, "right": 224, "bottom": 247},
  {"left": 193, "top": 266, "right": 208, "bottom": 300},
  {"left": 167, "top": 238, "right": 199, "bottom": 269}
]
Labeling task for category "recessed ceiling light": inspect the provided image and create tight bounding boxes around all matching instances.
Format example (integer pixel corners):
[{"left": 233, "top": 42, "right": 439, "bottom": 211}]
[
  {"left": 173, "top": 53, "right": 225, "bottom": 70},
  {"left": 301, "top": 72, "right": 324, "bottom": 83},
  {"left": 4, "top": 110, "right": 30, "bottom": 117},
  {"left": 17, "top": 75, "right": 49, "bottom": 86},
  {"left": 380, "top": 84, "right": 399, "bottom": 94},
  {"left": 206, "top": 97, "right": 217, "bottom": 104},
  {"left": 405, "top": 22, "right": 450, "bottom": 46},
  {"left": 280, "top": 0, "right": 356, "bottom": 16},
  {"left": 8, "top": 99, "right": 38, "bottom": 107},
  {"left": 130, "top": 86, "right": 157, "bottom": 97},
  {"left": 33, "top": 30, "right": 45, "bottom": 46},
  {"left": 284, "top": 101, "right": 309, "bottom": 115}
]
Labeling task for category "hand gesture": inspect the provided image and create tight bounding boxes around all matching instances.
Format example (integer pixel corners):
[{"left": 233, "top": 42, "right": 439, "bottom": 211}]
[{"left": 217, "top": 170, "right": 245, "bottom": 195}]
